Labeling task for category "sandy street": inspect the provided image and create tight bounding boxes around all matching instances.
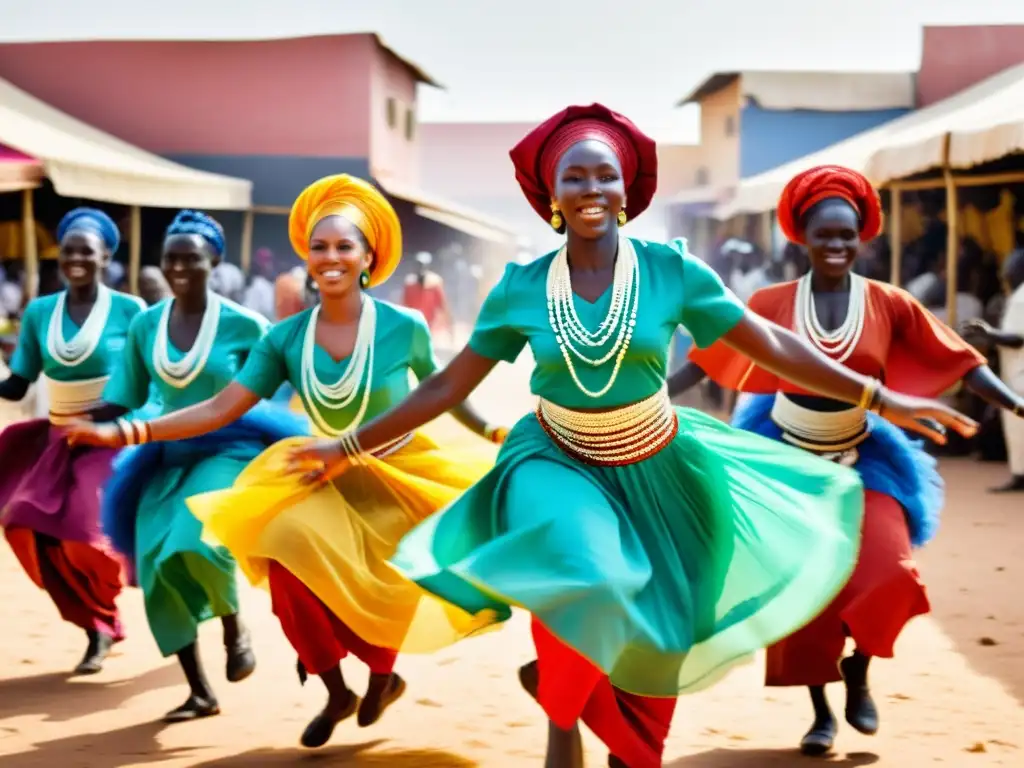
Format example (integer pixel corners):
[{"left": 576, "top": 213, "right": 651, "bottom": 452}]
[{"left": 0, "top": 360, "right": 1022, "bottom": 767}]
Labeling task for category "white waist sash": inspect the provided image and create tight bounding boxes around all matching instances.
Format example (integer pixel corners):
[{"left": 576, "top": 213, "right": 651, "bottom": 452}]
[{"left": 43, "top": 375, "right": 109, "bottom": 425}]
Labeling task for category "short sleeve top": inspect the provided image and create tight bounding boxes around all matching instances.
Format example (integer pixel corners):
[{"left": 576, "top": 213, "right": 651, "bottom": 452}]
[{"left": 469, "top": 238, "right": 745, "bottom": 409}]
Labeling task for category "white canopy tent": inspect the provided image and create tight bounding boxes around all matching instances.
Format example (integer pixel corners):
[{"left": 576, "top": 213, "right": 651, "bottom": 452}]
[{"left": 0, "top": 76, "right": 253, "bottom": 295}]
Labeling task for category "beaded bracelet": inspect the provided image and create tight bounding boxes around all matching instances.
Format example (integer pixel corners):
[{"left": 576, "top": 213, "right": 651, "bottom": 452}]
[
  {"left": 338, "top": 431, "right": 366, "bottom": 465},
  {"left": 115, "top": 418, "right": 152, "bottom": 447}
]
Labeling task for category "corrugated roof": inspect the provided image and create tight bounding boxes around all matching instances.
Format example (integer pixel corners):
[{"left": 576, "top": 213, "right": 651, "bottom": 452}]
[{"left": 677, "top": 70, "right": 915, "bottom": 111}]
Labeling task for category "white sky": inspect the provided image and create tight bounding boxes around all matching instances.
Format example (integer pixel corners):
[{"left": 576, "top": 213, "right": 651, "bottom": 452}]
[{"left": 5, "top": 0, "right": 1024, "bottom": 142}]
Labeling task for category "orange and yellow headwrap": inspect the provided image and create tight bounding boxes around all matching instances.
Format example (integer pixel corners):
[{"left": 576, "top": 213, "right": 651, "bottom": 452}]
[{"left": 288, "top": 174, "right": 402, "bottom": 288}]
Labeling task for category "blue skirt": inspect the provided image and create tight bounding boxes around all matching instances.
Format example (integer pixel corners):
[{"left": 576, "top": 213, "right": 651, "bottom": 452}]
[{"left": 731, "top": 394, "right": 943, "bottom": 547}]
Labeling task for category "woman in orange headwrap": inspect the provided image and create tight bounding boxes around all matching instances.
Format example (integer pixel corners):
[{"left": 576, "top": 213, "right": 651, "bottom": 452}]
[
  {"left": 669, "top": 164, "right": 1024, "bottom": 756},
  {"left": 66, "top": 174, "right": 504, "bottom": 749}
]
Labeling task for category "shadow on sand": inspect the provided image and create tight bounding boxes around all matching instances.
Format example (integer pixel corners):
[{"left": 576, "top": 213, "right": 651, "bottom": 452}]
[
  {"left": 0, "top": 663, "right": 181, "bottom": 723},
  {"left": 0, "top": 719, "right": 190, "bottom": 768},
  {"left": 667, "top": 749, "right": 879, "bottom": 767},
  {"left": 190, "top": 739, "right": 478, "bottom": 767}
]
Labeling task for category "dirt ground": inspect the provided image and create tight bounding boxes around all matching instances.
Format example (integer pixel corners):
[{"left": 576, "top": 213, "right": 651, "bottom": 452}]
[{"left": 0, "top": 361, "right": 1022, "bottom": 767}]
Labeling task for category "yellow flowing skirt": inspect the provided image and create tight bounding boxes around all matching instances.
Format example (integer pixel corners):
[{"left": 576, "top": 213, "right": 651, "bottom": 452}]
[{"left": 185, "top": 431, "right": 499, "bottom": 653}]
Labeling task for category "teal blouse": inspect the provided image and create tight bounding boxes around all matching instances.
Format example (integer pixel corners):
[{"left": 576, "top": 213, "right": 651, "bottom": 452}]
[
  {"left": 235, "top": 299, "right": 437, "bottom": 434},
  {"left": 469, "top": 238, "right": 746, "bottom": 409},
  {"left": 104, "top": 298, "right": 269, "bottom": 414},
  {"left": 10, "top": 290, "right": 146, "bottom": 383}
]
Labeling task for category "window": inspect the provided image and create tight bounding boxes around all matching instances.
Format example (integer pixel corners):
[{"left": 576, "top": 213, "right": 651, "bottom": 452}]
[
  {"left": 724, "top": 115, "right": 736, "bottom": 137},
  {"left": 404, "top": 106, "right": 416, "bottom": 141},
  {"left": 386, "top": 97, "right": 397, "bottom": 129},
  {"left": 696, "top": 167, "right": 709, "bottom": 186}
]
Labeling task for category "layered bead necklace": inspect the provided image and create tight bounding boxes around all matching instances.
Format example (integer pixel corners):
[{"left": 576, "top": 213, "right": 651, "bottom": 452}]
[
  {"left": 47, "top": 285, "right": 112, "bottom": 367},
  {"left": 300, "top": 295, "right": 376, "bottom": 437},
  {"left": 793, "top": 271, "right": 866, "bottom": 364},
  {"left": 152, "top": 293, "right": 222, "bottom": 389},
  {"left": 546, "top": 236, "right": 639, "bottom": 398}
]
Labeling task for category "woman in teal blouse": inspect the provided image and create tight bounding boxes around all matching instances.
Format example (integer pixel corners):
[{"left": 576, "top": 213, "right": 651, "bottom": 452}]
[
  {"left": 70, "top": 211, "right": 306, "bottom": 724},
  {"left": 288, "top": 105, "right": 976, "bottom": 768},
  {"left": 68, "top": 176, "right": 501, "bottom": 750},
  {"left": 0, "top": 208, "right": 144, "bottom": 675}
]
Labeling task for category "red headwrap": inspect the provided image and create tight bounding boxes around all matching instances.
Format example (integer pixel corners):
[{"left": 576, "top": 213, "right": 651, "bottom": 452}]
[
  {"left": 509, "top": 104, "right": 658, "bottom": 224},
  {"left": 776, "top": 165, "right": 883, "bottom": 245}
]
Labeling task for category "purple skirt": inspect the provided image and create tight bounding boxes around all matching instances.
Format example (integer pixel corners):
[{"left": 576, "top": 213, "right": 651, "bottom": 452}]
[{"left": 0, "top": 418, "right": 116, "bottom": 545}]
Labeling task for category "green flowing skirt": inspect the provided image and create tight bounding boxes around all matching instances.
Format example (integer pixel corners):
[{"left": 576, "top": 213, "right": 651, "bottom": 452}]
[{"left": 391, "top": 407, "right": 864, "bottom": 697}]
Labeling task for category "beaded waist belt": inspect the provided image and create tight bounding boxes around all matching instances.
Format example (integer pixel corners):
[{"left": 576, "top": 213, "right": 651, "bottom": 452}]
[
  {"left": 536, "top": 386, "right": 678, "bottom": 467},
  {"left": 44, "top": 375, "right": 109, "bottom": 426},
  {"left": 770, "top": 392, "right": 867, "bottom": 466}
]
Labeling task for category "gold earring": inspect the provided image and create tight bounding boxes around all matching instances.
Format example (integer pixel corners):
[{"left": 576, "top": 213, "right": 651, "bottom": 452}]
[
  {"left": 617, "top": 209, "right": 628, "bottom": 227},
  {"left": 549, "top": 202, "right": 563, "bottom": 231}
]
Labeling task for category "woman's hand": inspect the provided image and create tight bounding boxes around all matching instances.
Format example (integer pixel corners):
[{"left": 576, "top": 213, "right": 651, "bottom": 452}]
[
  {"left": 876, "top": 389, "right": 979, "bottom": 444},
  {"left": 286, "top": 438, "right": 347, "bottom": 485},
  {"left": 484, "top": 425, "right": 508, "bottom": 444},
  {"left": 65, "top": 420, "right": 124, "bottom": 449}
]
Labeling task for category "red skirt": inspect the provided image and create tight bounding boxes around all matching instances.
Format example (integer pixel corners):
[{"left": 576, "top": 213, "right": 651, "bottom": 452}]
[
  {"left": 6, "top": 528, "right": 125, "bottom": 640},
  {"left": 267, "top": 560, "right": 397, "bottom": 676},
  {"left": 766, "top": 490, "right": 930, "bottom": 686},
  {"left": 531, "top": 618, "right": 676, "bottom": 768}
]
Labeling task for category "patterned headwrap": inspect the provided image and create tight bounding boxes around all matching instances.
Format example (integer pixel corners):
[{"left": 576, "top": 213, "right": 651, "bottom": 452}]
[
  {"left": 56, "top": 207, "right": 120, "bottom": 253},
  {"left": 509, "top": 103, "right": 658, "bottom": 224},
  {"left": 287, "top": 174, "right": 402, "bottom": 288},
  {"left": 777, "top": 165, "right": 883, "bottom": 245},
  {"left": 165, "top": 210, "right": 226, "bottom": 256}
]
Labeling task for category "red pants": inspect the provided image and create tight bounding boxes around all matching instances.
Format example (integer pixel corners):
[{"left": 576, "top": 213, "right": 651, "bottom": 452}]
[
  {"left": 6, "top": 528, "right": 125, "bottom": 640},
  {"left": 267, "top": 560, "right": 397, "bottom": 676},
  {"left": 766, "top": 490, "right": 930, "bottom": 686},
  {"left": 531, "top": 618, "right": 676, "bottom": 768}
]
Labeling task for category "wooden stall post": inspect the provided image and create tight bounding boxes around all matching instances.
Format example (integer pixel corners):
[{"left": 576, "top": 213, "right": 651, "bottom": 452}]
[
  {"left": 888, "top": 183, "right": 902, "bottom": 287},
  {"left": 240, "top": 209, "right": 255, "bottom": 274},
  {"left": 129, "top": 206, "right": 142, "bottom": 296},
  {"left": 943, "top": 166, "right": 959, "bottom": 328},
  {"left": 21, "top": 188, "right": 38, "bottom": 300}
]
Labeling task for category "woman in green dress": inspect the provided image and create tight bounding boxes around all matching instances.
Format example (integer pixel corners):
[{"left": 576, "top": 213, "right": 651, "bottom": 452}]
[
  {"left": 288, "top": 104, "right": 977, "bottom": 768},
  {"left": 76, "top": 211, "right": 307, "bottom": 723}
]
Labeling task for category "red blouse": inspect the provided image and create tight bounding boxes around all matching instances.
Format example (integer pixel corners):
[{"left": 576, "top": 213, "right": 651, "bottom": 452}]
[{"left": 689, "top": 279, "right": 986, "bottom": 399}]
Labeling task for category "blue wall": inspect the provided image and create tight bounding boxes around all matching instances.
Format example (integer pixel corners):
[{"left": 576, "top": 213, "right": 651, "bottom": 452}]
[{"left": 739, "top": 105, "right": 909, "bottom": 178}]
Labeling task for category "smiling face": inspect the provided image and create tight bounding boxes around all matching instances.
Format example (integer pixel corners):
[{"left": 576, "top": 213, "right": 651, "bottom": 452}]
[
  {"left": 803, "top": 199, "right": 861, "bottom": 282},
  {"left": 306, "top": 215, "right": 374, "bottom": 299},
  {"left": 59, "top": 230, "right": 110, "bottom": 290},
  {"left": 161, "top": 233, "right": 218, "bottom": 300},
  {"left": 551, "top": 139, "right": 626, "bottom": 240}
]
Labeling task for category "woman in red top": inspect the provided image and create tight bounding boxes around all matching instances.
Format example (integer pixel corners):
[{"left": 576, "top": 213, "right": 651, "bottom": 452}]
[{"left": 670, "top": 165, "right": 1024, "bottom": 756}]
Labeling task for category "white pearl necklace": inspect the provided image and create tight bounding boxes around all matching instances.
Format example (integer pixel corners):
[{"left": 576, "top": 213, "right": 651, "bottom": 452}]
[
  {"left": 152, "top": 293, "right": 222, "bottom": 389},
  {"left": 47, "top": 285, "right": 112, "bottom": 367},
  {"left": 793, "top": 271, "right": 866, "bottom": 364},
  {"left": 546, "top": 236, "right": 639, "bottom": 398},
  {"left": 300, "top": 296, "right": 376, "bottom": 437}
]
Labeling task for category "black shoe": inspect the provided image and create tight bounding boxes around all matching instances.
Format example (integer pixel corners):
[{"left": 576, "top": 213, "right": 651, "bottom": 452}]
[
  {"left": 840, "top": 656, "right": 879, "bottom": 735},
  {"left": 357, "top": 673, "right": 407, "bottom": 727},
  {"left": 163, "top": 694, "right": 220, "bottom": 723},
  {"left": 800, "top": 716, "right": 837, "bottom": 756},
  {"left": 989, "top": 475, "right": 1024, "bottom": 493},
  {"left": 300, "top": 693, "right": 360, "bottom": 748},
  {"left": 225, "top": 630, "right": 256, "bottom": 683},
  {"left": 73, "top": 630, "right": 114, "bottom": 676}
]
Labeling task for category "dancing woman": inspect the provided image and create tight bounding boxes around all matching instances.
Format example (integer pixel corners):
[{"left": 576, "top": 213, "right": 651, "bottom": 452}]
[
  {"left": 671, "top": 165, "right": 1024, "bottom": 756},
  {"left": 0, "top": 208, "right": 144, "bottom": 674},
  {"left": 68, "top": 175, "right": 501, "bottom": 748},
  {"left": 68, "top": 211, "right": 305, "bottom": 722},
  {"left": 286, "top": 105, "right": 976, "bottom": 768}
]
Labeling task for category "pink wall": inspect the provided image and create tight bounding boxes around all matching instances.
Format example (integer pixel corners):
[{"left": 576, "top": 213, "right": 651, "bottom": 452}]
[
  {"left": 0, "top": 36, "right": 379, "bottom": 157},
  {"left": 917, "top": 26, "right": 1024, "bottom": 107},
  {"left": 368, "top": 44, "right": 422, "bottom": 185}
]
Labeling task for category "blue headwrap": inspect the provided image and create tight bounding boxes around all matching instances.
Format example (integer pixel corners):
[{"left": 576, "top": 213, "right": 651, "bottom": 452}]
[
  {"left": 165, "top": 210, "right": 225, "bottom": 257},
  {"left": 56, "top": 208, "right": 120, "bottom": 253}
]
